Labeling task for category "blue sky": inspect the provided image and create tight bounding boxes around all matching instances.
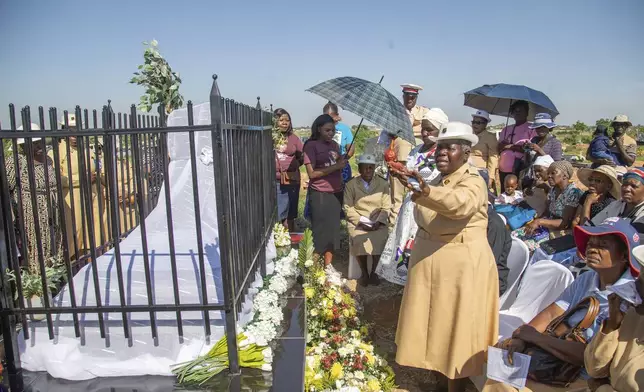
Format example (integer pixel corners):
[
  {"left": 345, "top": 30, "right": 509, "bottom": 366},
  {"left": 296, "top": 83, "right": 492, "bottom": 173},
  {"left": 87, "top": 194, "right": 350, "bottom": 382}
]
[{"left": 1, "top": 0, "right": 643, "bottom": 128}]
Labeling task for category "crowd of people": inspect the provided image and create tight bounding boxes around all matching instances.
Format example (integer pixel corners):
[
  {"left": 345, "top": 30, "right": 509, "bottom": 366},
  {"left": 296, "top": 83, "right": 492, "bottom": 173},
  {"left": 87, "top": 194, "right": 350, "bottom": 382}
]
[
  {"left": 273, "top": 83, "right": 643, "bottom": 392},
  {"left": 4, "top": 114, "right": 150, "bottom": 274}
]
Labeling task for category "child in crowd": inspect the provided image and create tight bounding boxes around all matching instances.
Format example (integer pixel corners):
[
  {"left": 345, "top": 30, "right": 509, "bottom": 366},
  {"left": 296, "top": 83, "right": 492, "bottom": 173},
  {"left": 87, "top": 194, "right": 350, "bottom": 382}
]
[
  {"left": 588, "top": 125, "right": 617, "bottom": 165},
  {"left": 495, "top": 174, "right": 524, "bottom": 205}
]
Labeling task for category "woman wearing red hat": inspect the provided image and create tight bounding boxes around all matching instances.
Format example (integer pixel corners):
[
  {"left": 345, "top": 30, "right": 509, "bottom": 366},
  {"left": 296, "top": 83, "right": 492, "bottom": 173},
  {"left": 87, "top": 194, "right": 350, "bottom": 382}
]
[{"left": 484, "top": 218, "right": 641, "bottom": 392}]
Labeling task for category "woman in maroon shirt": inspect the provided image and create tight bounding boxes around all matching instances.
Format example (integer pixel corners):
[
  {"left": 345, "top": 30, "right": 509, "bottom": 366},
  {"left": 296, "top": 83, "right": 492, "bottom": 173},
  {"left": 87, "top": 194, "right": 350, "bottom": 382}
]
[
  {"left": 303, "top": 114, "right": 346, "bottom": 266},
  {"left": 274, "top": 108, "right": 303, "bottom": 232}
]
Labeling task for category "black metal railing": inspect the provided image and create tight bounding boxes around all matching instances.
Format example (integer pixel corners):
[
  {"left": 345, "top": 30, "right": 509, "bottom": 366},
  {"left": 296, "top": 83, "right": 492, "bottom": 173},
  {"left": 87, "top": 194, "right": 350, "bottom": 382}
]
[{"left": 0, "top": 75, "right": 275, "bottom": 389}]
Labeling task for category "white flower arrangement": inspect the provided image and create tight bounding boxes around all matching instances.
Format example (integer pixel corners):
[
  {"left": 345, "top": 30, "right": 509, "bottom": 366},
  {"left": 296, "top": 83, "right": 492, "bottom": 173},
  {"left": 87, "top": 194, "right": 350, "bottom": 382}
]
[
  {"left": 273, "top": 223, "right": 291, "bottom": 248},
  {"left": 173, "top": 228, "right": 298, "bottom": 386}
]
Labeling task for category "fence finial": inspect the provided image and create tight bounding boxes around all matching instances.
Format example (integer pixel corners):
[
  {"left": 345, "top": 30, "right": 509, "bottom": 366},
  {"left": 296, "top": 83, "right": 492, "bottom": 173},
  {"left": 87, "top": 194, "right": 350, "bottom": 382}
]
[{"left": 256, "top": 96, "right": 261, "bottom": 110}]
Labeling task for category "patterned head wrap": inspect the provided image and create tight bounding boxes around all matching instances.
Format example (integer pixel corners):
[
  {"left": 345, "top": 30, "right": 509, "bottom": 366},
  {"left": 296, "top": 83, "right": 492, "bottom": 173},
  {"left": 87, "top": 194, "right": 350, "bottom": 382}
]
[
  {"left": 622, "top": 168, "right": 644, "bottom": 184},
  {"left": 422, "top": 108, "right": 449, "bottom": 131},
  {"left": 549, "top": 160, "right": 574, "bottom": 180}
]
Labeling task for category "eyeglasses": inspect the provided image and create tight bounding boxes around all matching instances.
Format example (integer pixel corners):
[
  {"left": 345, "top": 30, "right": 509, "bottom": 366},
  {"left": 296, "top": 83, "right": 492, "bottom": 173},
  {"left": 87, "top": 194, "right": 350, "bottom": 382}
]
[{"left": 471, "top": 120, "right": 487, "bottom": 125}]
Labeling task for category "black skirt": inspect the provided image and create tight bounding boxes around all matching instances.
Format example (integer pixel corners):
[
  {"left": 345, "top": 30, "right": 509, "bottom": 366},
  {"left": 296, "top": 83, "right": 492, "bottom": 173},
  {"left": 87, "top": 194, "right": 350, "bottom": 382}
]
[{"left": 309, "top": 189, "right": 342, "bottom": 254}]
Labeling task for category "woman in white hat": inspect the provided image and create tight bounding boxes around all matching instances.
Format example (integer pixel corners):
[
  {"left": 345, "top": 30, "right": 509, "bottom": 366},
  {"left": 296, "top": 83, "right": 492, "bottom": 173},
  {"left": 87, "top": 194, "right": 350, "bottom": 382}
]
[
  {"left": 343, "top": 154, "right": 391, "bottom": 286},
  {"left": 392, "top": 122, "right": 498, "bottom": 392},
  {"left": 5, "top": 124, "right": 63, "bottom": 273},
  {"left": 470, "top": 109, "right": 499, "bottom": 190},
  {"left": 376, "top": 108, "right": 448, "bottom": 286}
]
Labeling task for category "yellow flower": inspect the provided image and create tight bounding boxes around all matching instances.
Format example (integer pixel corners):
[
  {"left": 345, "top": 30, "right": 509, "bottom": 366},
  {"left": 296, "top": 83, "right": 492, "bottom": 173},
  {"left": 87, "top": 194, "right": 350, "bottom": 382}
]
[
  {"left": 366, "top": 379, "right": 381, "bottom": 391},
  {"left": 342, "top": 309, "right": 350, "bottom": 317},
  {"left": 365, "top": 352, "right": 376, "bottom": 366},
  {"left": 304, "top": 287, "right": 315, "bottom": 299},
  {"left": 324, "top": 309, "right": 334, "bottom": 320},
  {"left": 330, "top": 362, "right": 343, "bottom": 380}
]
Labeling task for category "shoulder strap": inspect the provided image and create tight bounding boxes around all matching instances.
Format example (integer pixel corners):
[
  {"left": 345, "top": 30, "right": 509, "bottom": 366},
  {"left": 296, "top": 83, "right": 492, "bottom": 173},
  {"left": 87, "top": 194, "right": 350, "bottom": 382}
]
[{"left": 545, "top": 296, "right": 600, "bottom": 335}]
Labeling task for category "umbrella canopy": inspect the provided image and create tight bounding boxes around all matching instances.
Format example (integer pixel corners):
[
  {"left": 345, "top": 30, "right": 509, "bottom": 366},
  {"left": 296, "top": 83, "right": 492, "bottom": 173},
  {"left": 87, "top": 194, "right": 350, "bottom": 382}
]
[
  {"left": 306, "top": 76, "right": 414, "bottom": 144},
  {"left": 463, "top": 83, "right": 559, "bottom": 119}
]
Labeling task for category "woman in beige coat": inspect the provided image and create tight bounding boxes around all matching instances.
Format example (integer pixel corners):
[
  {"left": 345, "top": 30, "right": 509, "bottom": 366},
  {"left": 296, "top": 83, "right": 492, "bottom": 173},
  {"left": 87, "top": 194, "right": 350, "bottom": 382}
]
[
  {"left": 584, "top": 245, "right": 644, "bottom": 392},
  {"left": 391, "top": 122, "right": 499, "bottom": 392},
  {"left": 55, "top": 136, "right": 108, "bottom": 261},
  {"left": 344, "top": 154, "right": 391, "bottom": 286}
]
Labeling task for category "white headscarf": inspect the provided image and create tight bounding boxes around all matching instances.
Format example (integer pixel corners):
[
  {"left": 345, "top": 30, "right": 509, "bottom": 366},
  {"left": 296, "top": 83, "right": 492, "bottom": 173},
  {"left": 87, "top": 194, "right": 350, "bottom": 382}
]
[
  {"left": 422, "top": 108, "right": 449, "bottom": 131},
  {"left": 533, "top": 155, "right": 555, "bottom": 168}
]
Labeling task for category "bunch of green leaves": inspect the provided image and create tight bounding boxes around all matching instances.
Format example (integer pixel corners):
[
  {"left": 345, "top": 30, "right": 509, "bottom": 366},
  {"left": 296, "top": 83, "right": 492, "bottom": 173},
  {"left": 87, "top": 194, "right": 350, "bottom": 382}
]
[
  {"left": 130, "top": 40, "right": 184, "bottom": 114},
  {"left": 5, "top": 256, "right": 67, "bottom": 299},
  {"left": 271, "top": 117, "right": 286, "bottom": 150}
]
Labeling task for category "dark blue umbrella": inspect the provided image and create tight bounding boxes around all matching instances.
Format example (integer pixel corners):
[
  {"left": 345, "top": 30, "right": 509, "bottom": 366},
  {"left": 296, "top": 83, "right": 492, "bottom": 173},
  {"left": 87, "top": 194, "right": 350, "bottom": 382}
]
[{"left": 463, "top": 83, "right": 559, "bottom": 119}]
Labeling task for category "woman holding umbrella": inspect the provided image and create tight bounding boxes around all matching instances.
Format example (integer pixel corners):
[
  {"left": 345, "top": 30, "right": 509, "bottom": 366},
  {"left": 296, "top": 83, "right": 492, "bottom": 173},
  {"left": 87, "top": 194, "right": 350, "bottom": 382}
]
[
  {"left": 391, "top": 122, "right": 498, "bottom": 392},
  {"left": 303, "top": 114, "right": 347, "bottom": 266},
  {"left": 498, "top": 100, "right": 536, "bottom": 191}
]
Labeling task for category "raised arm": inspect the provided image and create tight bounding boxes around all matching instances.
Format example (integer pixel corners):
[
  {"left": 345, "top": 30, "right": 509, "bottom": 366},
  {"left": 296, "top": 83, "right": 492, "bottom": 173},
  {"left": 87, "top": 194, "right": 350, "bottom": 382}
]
[{"left": 414, "top": 173, "right": 485, "bottom": 220}]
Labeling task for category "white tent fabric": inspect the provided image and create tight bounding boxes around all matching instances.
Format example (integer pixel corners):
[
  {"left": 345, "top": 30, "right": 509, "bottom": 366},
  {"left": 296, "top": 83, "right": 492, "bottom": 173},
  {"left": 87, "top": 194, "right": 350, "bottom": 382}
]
[
  {"left": 497, "top": 260, "right": 574, "bottom": 340},
  {"left": 19, "top": 102, "right": 275, "bottom": 380}
]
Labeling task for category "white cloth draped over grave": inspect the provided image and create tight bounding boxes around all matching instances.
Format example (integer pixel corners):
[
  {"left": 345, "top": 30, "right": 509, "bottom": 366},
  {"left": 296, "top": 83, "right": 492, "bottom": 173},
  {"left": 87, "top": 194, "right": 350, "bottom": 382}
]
[{"left": 19, "top": 102, "right": 276, "bottom": 380}]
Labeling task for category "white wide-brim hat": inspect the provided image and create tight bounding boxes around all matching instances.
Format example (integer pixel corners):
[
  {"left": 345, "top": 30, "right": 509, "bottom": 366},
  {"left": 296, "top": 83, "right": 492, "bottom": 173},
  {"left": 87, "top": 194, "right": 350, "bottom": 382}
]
[
  {"left": 358, "top": 153, "right": 376, "bottom": 165},
  {"left": 577, "top": 165, "right": 622, "bottom": 200},
  {"left": 471, "top": 109, "right": 491, "bottom": 123},
  {"left": 612, "top": 114, "right": 632, "bottom": 127},
  {"left": 436, "top": 121, "right": 479, "bottom": 145},
  {"left": 16, "top": 123, "right": 42, "bottom": 144}
]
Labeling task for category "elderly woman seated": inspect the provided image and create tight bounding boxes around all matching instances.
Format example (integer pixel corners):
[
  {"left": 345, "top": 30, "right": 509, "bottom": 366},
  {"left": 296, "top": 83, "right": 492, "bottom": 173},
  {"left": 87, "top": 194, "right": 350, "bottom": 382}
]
[
  {"left": 514, "top": 161, "right": 583, "bottom": 251},
  {"left": 572, "top": 166, "right": 621, "bottom": 228},
  {"left": 483, "top": 218, "right": 641, "bottom": 392},
  {"left": 344, "top": 154, "right": 391, "bottom": 286},
  {"left": 592, "top": 168, "right": 644, "bottom": 234},
  {"left": 521, "top": 155, "right": 554, "bottom": 216}
]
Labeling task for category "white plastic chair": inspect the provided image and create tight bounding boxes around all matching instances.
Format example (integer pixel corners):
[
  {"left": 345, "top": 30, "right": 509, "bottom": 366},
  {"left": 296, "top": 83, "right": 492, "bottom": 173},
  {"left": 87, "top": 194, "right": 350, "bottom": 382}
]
[
  {"left": 498, "top": 238, "right": 530, "bottom": 310},
  {"left": 498, "top": 259, "right": 574, "bottom": 340}
]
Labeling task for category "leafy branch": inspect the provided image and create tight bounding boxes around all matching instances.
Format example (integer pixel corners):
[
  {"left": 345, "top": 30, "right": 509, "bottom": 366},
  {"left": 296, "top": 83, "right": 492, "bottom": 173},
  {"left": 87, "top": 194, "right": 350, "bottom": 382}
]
[{"left": 130, "top": 40, "right": 184, "bottom": 114}]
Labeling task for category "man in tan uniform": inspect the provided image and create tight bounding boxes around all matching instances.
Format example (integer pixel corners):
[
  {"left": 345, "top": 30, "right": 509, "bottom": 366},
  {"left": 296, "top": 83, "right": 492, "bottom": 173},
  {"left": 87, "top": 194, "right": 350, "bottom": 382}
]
[
  {"left": 401, "top": 83, "right": 430, "bottom": 144},
  {"left": 470, "top": 109, "right": 499, "bottom": 190}
]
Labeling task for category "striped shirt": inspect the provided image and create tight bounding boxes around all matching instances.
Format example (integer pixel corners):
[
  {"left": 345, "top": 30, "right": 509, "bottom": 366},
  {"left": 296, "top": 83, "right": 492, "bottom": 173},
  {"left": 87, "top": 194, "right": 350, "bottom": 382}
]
[{"left": 531, "top": 135, "right": 563, "bottom": 161}]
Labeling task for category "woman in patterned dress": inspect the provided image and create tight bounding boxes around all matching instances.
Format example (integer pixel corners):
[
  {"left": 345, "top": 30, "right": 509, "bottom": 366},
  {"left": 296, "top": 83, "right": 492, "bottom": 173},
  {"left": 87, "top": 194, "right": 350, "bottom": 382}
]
[
  {"left": 6, "top": 130, "right": 62, "bottom": 274},
  {"left": 375, "top": 108, "right": 448, "bottom": 285},
  {"left": 513, "top": 160, "right": 583, "bottom": 251}
]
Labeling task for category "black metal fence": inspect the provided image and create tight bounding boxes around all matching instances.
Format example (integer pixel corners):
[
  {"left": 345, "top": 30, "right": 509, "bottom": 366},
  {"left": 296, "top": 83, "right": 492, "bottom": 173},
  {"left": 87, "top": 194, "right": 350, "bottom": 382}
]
[{"left": 0, "top": 75, "right": 276, "bottom": 389}]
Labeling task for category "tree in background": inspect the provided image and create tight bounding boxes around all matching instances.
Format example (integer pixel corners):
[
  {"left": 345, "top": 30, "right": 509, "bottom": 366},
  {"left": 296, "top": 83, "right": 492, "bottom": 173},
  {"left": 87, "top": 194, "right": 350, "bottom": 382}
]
[
  {"left": 350, "top": 125, "right": 378, "bottom": 155},
  {"left": 596, "top": 118, "right": 613, "bottom": 131},
  {"left": 572, "top": 121, "right": 588, "bottom": 132},
  {"left": 130, "top": 40, "right": 184, "bottom": 115}
]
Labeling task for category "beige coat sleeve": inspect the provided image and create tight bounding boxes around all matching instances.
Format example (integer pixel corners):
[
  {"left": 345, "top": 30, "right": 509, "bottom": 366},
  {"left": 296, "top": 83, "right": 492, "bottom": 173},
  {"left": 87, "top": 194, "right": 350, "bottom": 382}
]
[
  {"left": 343, "top": 181, "right": 361, "bottom": 227},
  {"left": 395, "top": 139, "right": 413, "bottom": 162},
  {"left": 584, "top": 325, "right": 619, "bottom": 379},
  {"left": 376, "top": 182, "right": 391, "bottom": 224},
  {"left": 415, "top": 175, "right": 483, "bottom": 220},
  {"left": 487, "top": 139, "right": 499, "bottom": 178}
]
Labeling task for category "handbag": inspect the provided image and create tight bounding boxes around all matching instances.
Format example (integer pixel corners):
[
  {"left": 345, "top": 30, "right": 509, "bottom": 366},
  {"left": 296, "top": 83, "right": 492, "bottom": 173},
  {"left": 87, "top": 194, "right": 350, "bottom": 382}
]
[
  {"left": 275, "top": 151, "right": 301, "bottom": 185},
  {"left": 524, "top": 296, "right": 600, "bottom": 387}
]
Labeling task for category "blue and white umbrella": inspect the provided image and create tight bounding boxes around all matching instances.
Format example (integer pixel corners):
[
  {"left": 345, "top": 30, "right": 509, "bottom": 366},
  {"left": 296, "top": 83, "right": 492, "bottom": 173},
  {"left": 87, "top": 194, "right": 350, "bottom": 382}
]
[
  {"left": 463, "top": 83, "right": 560, "bottom": 119},
  {"left": 306, "top": 76, "right": 414, "bottom": 144}
]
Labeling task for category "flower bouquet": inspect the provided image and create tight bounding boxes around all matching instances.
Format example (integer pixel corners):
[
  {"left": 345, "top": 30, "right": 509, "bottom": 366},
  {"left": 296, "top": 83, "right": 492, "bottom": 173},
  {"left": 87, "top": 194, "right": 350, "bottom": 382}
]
[
  {"left": 273, "top": 222, "right": 292, "bottom": 258},
  {"left": 298, "top": 230, "right": 397, "bottom": 392}
]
